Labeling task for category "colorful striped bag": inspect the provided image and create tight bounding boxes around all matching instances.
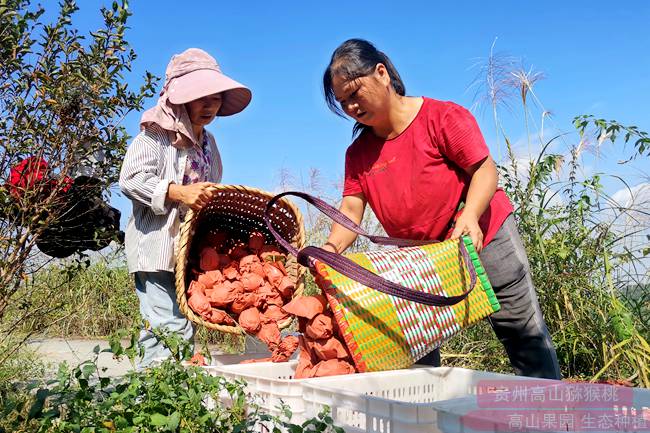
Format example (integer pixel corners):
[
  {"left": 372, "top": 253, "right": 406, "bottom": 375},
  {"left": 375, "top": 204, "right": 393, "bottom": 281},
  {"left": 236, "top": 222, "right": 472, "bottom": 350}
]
[{"left": 265, "top": 192, "right": 500, "bottom": 372}]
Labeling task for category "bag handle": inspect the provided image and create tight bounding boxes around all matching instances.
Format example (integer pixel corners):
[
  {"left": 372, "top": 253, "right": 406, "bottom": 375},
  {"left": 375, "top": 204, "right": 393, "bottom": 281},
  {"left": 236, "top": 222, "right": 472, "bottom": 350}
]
[{"left": 264, "top": 191, "right": 476, "bottom": 307}]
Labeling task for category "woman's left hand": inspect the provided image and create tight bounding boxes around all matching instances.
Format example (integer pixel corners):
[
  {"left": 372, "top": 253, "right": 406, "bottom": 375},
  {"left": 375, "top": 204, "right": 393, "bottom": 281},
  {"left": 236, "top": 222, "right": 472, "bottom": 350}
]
[{"left": 450, "top": 211, "right": 484, "bottom": 252}]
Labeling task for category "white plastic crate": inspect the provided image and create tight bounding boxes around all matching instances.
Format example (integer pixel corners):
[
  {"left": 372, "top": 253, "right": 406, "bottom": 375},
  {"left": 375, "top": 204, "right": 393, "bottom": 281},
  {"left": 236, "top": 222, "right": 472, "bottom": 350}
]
[
  {"left": 208, "top": 360, "right": 311, "bottom": 423},
  {"left": 210, "top": 352, "right": 274, "bottom": 366},
  {"left": 183, "top": 352, "right": 273, "bottom": 371},
  {"left": 301, "top": 366, "right": 559, "bottom": 433}
]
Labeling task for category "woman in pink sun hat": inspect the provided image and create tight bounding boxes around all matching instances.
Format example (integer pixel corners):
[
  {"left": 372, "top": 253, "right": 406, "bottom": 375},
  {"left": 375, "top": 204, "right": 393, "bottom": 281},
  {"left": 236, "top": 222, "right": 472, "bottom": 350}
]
[{"left": 119, "top": 48, "right": 251, "bottom": 368}]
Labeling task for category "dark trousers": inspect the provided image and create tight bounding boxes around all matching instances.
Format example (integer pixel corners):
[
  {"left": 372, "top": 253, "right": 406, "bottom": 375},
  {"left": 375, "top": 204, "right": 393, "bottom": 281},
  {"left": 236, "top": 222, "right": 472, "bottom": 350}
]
[{"left": 418, "top": 214, "right": 561, "bottom": 379}]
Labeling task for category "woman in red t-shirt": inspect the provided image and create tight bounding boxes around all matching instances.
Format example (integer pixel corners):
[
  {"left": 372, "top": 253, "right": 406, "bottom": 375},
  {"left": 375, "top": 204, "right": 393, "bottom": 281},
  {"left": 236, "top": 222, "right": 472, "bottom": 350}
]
[{"left": 321, "top": 38, "right": 560, "bottom": 379}]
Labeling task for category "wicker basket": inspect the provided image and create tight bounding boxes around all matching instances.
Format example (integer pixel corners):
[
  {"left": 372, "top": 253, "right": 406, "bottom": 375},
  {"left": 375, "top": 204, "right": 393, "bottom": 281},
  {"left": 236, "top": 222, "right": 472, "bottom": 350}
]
[{"left": 175, "top": 185, "right": 305, "bottom": 334}]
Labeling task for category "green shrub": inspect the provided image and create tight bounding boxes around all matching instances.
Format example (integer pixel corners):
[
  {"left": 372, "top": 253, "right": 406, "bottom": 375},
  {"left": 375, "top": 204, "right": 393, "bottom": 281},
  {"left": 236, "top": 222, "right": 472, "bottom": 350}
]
[
  {"left": 0, "top": 330, "right": 344, "bottom": 433},
  {"left": 443, "top": 50, "right": 650, "bottom": 385},
  {"left": 19, "top": 262, "right": 137, "bottom": 338},
  {"left": 0, "top": 0, "right": 157, "bottom": 375}
]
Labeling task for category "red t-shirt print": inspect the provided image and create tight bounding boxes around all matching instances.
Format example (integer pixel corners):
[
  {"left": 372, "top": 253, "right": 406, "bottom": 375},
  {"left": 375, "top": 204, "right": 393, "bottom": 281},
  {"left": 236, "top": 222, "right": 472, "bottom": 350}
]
[{"left": 343, "top": 97, "right": 513, "bottom": 247}]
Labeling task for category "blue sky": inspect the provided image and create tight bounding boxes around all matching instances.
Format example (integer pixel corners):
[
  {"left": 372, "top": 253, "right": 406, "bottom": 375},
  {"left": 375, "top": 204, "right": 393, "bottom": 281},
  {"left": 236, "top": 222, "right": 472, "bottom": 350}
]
[{"left": 64, "top": 1, "right": 650, "bottom": 223}]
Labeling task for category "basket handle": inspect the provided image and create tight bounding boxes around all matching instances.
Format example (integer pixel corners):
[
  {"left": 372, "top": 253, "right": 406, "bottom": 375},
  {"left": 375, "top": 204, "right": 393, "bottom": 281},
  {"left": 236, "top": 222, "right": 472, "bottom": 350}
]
[{"left": 264, "top": 191, "right": 476, "bottom": 307}]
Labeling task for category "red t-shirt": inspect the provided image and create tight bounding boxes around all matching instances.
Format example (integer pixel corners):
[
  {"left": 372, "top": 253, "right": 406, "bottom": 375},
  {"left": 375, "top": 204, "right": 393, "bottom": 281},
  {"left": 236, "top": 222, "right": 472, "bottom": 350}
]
[{"left": 343, "top": 97, "right": 513, "bottom": 246}]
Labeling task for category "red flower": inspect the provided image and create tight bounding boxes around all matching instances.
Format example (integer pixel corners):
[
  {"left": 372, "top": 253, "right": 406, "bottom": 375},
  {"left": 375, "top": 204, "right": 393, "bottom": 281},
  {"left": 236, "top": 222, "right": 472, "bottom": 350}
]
[{"left": 8, "top": 157, "right": 49, "bottom": 198}]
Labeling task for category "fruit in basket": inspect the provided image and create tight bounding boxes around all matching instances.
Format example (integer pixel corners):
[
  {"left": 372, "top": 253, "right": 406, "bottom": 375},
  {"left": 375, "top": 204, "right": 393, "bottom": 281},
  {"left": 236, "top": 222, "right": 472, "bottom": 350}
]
[
  {"left": 239, "top": 254, "right": 261, "bottom": 272},
  {"left": 187, "top": 232, "right": 307, "bottom": 359},
  {"left": 250, "top": 261, "right": 265, "bottom": 278},
  {"left": 197, "top": 269, "right": 224, "bottom": 288},
  {"left": 269, "top": 260, "right": 287, "bottom": 276},
  {"left": 231, "top": 280, "right": 244, "bottom": 293},
  {"left": 271, "top": 335, "right": 299, "bottom": 362},
  {"left": 187, "top": 280, "right": 206, "bottom": 297},
  {"left": 207, "top": 308, "right": 235, "bottom": 325},
  {"left": 240, "top": 272, "right": 264, "bottom": 291},
  {"left": 231, "top": 292, "right": 258, "bottom": 314},
  {"left": 257, "top": 283, "right": 283, "bottom": 308},
  {"left": 207, "top": 281, "right": 238, "bottom": 308},
  {"left": 256, "top": 321, "right": 281, "bottom": 348},
  {"left": 276, "top": 275, "right": 295, "bottom": 298},
  {"left": 188, "top": 290, "right": 211, "bottom": 317},
  {"left": 305, "top": 313, "right": 333, "bottom": 340},
  {"left": 281, "top": 295, "right": 326, "bottom": 320},
  {"left": 239, "top": 307, "right": 262, "bottom": 333},
  {"left": 261, "top": 304, "right": 290, "bottom": 323},
  {"left": 199, "top": 247, "right": 220, "bottom": 271},
  {"left": 222, "top": 263, "right": 239, "bottom": 281},
  {"left": 263, "top": 262, "right": 284, "bottom": 288}
]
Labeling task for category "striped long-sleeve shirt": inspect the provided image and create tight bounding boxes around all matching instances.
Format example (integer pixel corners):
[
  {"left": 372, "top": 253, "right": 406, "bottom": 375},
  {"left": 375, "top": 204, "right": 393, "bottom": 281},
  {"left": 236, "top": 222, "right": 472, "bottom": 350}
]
[{"left": 118, "top": 125, "right": 222, "bottom": 273}]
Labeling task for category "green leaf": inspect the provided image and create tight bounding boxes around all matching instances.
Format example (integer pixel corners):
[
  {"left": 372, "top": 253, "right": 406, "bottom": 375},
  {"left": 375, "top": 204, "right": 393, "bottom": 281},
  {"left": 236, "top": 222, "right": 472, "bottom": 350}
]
[
  {"left": 109, "top": 336, "right": 123, "bottom": 356},
  {"left": 27, "top": 388, "right": 49, "bottom": 419},
  {"left": 150, "top": 413, "right": 168, "bottom": 426},
  {"left": 167, "top": 411, "right": 180, "bottom": 430},
  {"left": 82, "top": 363, "right": 96, "bottom": 378},
  {"left": 114, "top": 415, "right": 130, "bottom": 428}
]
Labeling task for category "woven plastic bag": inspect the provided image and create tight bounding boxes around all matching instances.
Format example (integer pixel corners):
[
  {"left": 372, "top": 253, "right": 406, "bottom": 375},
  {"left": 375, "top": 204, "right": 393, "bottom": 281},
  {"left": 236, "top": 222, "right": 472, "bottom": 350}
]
[{"left": 265, "top": 192, "right": 500, "bottom": 372}]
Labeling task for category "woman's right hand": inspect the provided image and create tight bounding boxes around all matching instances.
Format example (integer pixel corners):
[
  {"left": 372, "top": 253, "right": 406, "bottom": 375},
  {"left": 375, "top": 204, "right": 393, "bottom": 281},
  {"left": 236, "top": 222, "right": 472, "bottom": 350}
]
[
  {"left": 319, "top": 193, "right": 367, "bottom": 256},
  {"left": 167, "top": 182, "right": 218, "bottom": 210},
  {"left": 321, "top": 242, "right": 339, "bottom": 254}
]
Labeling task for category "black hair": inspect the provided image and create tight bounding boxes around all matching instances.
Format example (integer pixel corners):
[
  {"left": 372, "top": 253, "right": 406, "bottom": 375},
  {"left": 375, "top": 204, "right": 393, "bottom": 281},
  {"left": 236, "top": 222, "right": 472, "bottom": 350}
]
[{"left": 323, "top": 39, "right": 406, "bottom": 137}]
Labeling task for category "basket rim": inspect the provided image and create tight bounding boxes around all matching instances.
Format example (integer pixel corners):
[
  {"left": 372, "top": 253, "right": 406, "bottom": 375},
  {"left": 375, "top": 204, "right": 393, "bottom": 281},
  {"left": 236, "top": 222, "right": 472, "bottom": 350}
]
[{"left": 175, "top": 184, "right": 306, "bottom": 333}]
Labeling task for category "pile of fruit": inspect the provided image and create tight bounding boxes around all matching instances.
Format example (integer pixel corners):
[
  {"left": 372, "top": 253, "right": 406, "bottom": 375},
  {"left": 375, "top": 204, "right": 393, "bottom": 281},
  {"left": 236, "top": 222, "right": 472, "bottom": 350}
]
[{"left": 186, "top": 231, "right": 357, "bottom": 377}]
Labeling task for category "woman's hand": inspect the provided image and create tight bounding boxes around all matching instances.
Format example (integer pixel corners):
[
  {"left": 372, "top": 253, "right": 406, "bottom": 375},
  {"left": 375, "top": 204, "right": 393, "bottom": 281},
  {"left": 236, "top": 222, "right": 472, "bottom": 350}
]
[
  {"left": 452, "top": 156, "right": 497, "bottom": 252},
  {"left": 450, "top": 211, "right": 484, "bottom": 252},
  {"left": 321, "top": 242, "right": 338, "bottom": 254},
  {"left": 321, "top": 193, "right": 367, "bottom": 255},
  {"left": 168, "top": 182, "right": 218, "bottom": 210}
]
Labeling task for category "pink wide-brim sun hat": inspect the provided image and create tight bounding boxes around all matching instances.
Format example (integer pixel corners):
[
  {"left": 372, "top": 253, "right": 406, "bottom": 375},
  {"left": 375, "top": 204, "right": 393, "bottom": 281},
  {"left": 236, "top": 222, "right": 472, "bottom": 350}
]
[{"left": 165, "top": 48, "right": 252, "bottom": 116}]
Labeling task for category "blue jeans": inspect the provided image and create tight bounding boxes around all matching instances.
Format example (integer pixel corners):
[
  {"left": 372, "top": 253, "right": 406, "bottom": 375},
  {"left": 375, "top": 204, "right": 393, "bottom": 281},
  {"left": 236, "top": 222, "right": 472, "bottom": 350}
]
[
  {"left": 134, "top": 271, "right": 194, "bottom": 368},
  {"left": 418, "top": 214, "right": 561, "bottom": 379}
]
